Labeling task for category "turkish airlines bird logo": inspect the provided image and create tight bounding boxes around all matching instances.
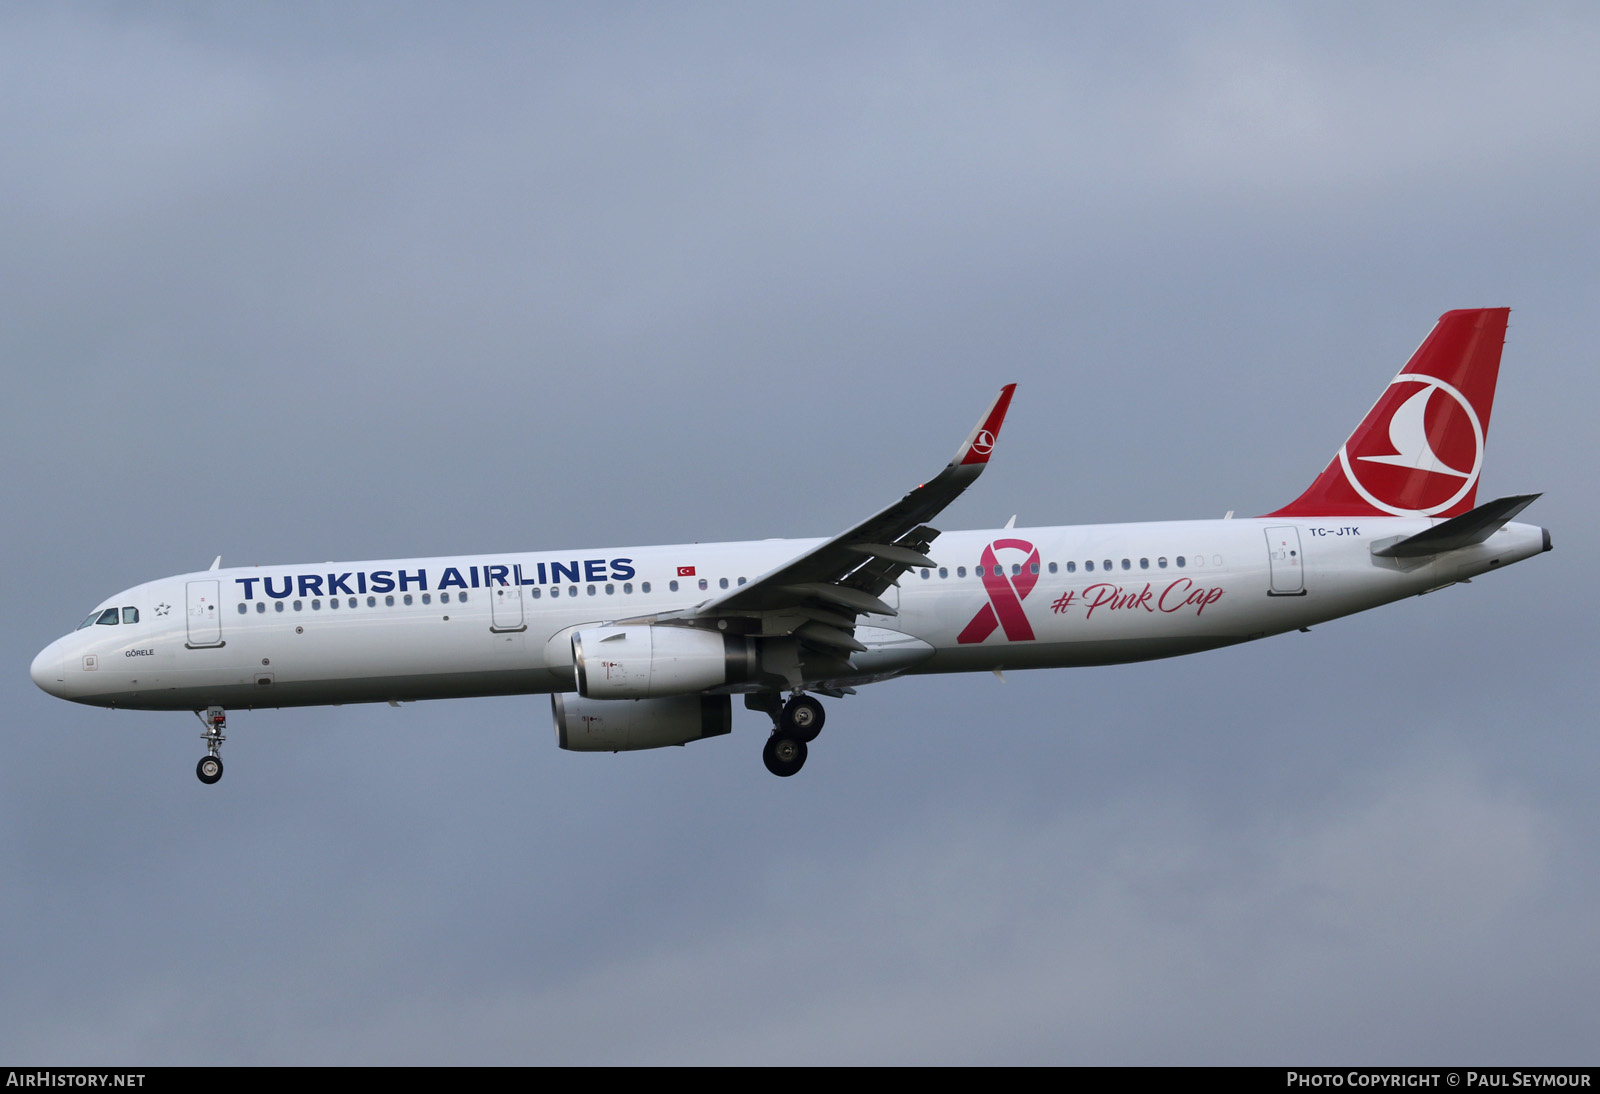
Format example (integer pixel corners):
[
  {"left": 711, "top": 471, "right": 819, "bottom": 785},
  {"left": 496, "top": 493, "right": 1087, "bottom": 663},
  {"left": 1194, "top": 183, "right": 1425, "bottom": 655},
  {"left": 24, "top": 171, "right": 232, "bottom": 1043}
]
[{"left": 1340, "top": 375, "right": 1483, "bottom": 517}]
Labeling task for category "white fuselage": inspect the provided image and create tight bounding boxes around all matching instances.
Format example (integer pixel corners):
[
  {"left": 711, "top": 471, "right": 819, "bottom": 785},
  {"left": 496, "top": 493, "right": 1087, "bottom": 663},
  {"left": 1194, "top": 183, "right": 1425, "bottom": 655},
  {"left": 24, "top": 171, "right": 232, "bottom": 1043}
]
[{"left": 30, "top": 516, "right": 1548, "bottom": 712}]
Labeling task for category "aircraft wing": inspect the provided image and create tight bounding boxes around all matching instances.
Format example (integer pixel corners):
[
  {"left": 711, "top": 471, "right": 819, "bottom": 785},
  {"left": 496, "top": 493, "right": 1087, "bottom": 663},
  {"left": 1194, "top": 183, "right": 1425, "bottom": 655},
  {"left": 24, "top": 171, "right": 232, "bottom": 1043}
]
[{"left": 649, "top": 384, "right": 1016, "bottom": 650}]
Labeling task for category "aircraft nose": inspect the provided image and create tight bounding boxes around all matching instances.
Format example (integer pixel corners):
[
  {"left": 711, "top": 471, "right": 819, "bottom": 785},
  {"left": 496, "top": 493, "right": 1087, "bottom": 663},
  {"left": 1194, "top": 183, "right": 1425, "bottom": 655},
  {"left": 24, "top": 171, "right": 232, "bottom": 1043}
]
[{"left": 31, "top": 642, "right": 68, "bottom": 698}]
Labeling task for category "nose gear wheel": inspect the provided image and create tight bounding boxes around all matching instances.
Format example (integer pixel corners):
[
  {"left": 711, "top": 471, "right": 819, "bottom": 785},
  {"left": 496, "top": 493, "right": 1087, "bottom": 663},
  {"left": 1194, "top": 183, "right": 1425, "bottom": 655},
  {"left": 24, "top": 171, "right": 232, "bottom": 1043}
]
[{"left": 194, "top": 706, "right": 227, "bottom": 785}]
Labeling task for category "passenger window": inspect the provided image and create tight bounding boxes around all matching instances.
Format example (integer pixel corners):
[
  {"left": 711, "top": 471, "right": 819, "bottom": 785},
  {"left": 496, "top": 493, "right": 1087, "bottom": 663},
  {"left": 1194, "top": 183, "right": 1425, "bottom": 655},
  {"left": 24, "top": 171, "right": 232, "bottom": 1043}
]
[
  {"left": 1176, "top": 556, "right": 1186, "bottom": 568},
  {"left": 623, "top": 583, "right": 632, "bottom": 594},
  {"left": 1104, "top": 560, "right": 1113, "bottom": 571},
  {"left": 122, "top": 607, "right": 139, "bottom": 624},
  {"left": 719, "top": 577, "right": 728, "bottom": 589},
  {"left": 1140, "top": 558, "right": 1149, "bottom": 570},
  {"left": 605, "top": 584, "right": 614, "bottom": 595},
  {"left": 386, "top": 595, "right": 395, "bottom": 606},
  {"left": 1030, "top": 563, "right": 1039, "bottom": 575},
  {"left": 976, "top": 565, "right": 985, "bottom": 577},
  {"left": 567, "top": 586, "right": 577, "bottom": 597},
  {"left": 1066, "top": 561, "right": 1076, "bottom": 573},
  {"left": 738, "top": 576, "right": 746, "bottom": 585},
  {"left": 403, "top": 595, "right": 413, "bottom": 606},
  {"left": 329, "top": 598, "right": 338, "bottom": 609},
  {"left": 458, "top": 592, "right": 468, "bottom": 603},
  {"left": 670, "top": 580, "right": 679, "bottom": 592},
  {"left": 586, "top": 585, "right": 596, "bottom": 596},
  {"left": 440, "top": 592, "right": 450, "bottom": 603},
  {"left": 294, "top": 601, "right": 303, "bottom": 611},
  {"left": 97, "top": 608, "right": 119, "bottom": 625},
  {"left": 1121, "top": 559, "right": 1130, "bottom": 571},
  {"left": 275, "top": 602, "right": 285, "bottom": 613},
  {"left": 1158, "top": 557, "right": 1167, "bottom": 569},
  {"left": 531, "top": 588, "right": 542, "bottom": 599},
  {"left": 367, "top": 596, "right": 376, "bottom": 607},
  {"left": 921, "top": 568, "right": 930, "bottom": 579},
  {"left": 1012, "top": 564, "right": 1021, "bottom": 576},
  {"left": 642, "top": 582, "right": 651, "bottom": 593},
  {"left": 422, "top": 594, "right": 431, "bottom": 604},
  {"left": 957, "top": 566, "right": 966, "bottom": 578},
  {"left": 256, "top": 602, "right": 266, "bottom": 613},
  {"left": 237, "top": 604, "right": 247, "bottom": 614},
  {"left": 698, "top": 579, "right": 708, "bottom": 591},
  {"left": 938, "top": 568, "right": 948, "bottom": 578},
  {"left": 1085, "top": 561, "right": 1094, "bottom": 572}
]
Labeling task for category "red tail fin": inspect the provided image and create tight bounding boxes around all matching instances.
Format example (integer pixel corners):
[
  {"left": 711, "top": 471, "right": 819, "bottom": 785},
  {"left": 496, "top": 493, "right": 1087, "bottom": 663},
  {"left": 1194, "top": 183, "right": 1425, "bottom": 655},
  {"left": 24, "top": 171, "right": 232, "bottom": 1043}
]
[{"left": 1267, "top": 308, "right": 1509, "bottom": 519}]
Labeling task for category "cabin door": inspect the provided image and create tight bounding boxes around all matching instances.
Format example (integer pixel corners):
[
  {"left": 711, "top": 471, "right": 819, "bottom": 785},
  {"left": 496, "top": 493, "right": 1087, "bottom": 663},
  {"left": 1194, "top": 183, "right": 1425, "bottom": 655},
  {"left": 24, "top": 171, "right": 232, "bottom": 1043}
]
[
  {"left": 185, "top": 579, "right": 224, "bottom": 647},
  {"left": 1264, "top": 526, "right": 1306, "bottom": 596}
]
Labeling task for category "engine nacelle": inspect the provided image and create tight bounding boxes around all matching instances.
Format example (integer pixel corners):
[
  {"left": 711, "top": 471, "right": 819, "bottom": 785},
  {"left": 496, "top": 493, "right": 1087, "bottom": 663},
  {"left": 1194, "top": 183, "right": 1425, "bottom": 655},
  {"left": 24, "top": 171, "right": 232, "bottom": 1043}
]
[
  {"left": 572, "top": 625, "right": 756, "bottom": 699},
  {"left": 553, "top": 693, "right": 732, "bottom": 752}
]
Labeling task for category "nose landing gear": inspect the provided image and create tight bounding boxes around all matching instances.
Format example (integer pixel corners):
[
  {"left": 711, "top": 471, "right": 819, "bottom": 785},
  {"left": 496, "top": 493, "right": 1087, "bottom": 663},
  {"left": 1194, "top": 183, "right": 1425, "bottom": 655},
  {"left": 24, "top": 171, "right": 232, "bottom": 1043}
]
[{"left": 194, "top": 706, "right": 226, "bottom": 785}]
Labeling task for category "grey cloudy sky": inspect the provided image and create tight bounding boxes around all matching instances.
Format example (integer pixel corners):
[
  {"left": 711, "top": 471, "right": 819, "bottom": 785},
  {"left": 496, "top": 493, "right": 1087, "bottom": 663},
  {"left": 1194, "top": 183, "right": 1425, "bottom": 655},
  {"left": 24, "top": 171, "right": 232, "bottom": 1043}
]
[{"left": 2, "top": 2, "right": 1596, "bottom": 1064}]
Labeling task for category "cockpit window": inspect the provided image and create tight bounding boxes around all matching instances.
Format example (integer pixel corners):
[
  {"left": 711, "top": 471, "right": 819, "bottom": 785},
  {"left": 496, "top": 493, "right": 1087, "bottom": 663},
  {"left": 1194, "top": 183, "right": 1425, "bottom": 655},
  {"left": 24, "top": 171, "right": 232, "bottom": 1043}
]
[
  {"left": 95, "top": 608, "right": 119, "bottom": 626},
  {"left": 122, "top": 607, "right": 139, "bottom": 624},
  {"left": 77, "top": 611, "right": 100, "bottom": 630}
]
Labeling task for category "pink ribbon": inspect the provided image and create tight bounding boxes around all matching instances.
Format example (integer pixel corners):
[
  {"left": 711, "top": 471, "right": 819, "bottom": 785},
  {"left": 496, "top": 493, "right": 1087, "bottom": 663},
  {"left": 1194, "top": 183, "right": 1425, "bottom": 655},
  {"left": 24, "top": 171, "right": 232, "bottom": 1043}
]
[{"left": 956, "top": 539, "right": 1040, "bottom": 644}]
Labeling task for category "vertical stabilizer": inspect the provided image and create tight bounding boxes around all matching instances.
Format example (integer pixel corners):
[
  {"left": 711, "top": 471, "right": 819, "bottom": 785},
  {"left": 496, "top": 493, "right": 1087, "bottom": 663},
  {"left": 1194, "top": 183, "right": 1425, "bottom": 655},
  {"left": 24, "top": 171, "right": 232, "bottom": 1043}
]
[{"left": 1267, "top": 308, "right": 1509, "bottom": 518}]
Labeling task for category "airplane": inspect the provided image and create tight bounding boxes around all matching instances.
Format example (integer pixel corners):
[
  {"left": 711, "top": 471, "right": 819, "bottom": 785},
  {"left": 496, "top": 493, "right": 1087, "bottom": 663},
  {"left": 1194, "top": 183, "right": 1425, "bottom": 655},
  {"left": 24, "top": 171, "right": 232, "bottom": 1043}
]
[{"left": 31, "top": 308, "right": 1550, "bottom": 783}]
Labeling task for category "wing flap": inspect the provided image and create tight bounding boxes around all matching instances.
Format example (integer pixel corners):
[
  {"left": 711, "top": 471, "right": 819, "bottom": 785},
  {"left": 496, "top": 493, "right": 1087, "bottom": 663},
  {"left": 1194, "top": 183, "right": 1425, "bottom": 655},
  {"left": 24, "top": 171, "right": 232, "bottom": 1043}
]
[{"left": 845, "top": 542, "right": 939, "bottom": 568}]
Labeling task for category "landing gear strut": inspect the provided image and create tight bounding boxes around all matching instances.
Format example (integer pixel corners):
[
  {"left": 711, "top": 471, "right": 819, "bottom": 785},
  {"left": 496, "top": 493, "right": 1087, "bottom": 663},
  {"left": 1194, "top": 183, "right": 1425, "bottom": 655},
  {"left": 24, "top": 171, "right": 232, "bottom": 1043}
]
[
  {"left": 195, "top": 706, "right": 226, "bottom": 785},
  {"left": 751, "top": 691, "right": 827, "bottom": 777}
]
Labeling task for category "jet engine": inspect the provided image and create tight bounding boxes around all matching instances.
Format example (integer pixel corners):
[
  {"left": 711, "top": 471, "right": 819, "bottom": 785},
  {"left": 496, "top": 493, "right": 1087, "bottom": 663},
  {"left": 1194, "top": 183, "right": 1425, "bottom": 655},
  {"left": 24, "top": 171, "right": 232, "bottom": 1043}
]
[
  {"left": 552, "top": 693, "right": 732, "bottom": 752},
  {"left": 571, "top": 625, "right": 756, "bottom": 699}
]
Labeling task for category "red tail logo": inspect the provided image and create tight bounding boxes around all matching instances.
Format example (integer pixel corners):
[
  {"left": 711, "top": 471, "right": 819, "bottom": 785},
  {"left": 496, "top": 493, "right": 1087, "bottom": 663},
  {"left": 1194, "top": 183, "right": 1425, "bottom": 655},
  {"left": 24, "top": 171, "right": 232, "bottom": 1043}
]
[
  {"left": 956, "top": 539, "right": 1040, "bottom": 644},
  {"left": 1269, "top": 308, "right": 1507, "bottom": 519}
]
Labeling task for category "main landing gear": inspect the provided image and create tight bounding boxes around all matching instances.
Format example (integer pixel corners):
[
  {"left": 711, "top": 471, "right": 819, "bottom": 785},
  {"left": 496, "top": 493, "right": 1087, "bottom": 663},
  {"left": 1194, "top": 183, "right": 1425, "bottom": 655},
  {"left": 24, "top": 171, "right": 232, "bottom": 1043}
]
[
  {"left": 763, "top": 734, "right": 806, "bottom": 778},
  {"left": 195, "top": 706, "right": 226, "bottom": 785},
  {"left": 758, "top": 693, "right": 828, "bottom": 778}
]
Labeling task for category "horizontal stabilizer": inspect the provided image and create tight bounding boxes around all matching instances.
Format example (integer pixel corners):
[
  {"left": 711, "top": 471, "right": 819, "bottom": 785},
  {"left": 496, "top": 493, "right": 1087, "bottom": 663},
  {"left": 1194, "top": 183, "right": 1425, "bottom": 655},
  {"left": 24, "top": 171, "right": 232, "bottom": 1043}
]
[{"left": 1371, "top": 494, "right": 1541, "bottom": 558}]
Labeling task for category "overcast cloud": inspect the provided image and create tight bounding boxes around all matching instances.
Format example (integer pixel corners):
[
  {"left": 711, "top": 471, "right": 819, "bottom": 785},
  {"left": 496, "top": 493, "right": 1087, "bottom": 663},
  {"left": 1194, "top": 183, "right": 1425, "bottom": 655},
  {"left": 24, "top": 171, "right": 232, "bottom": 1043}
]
[{"left": 2, "top": 2, "right": 1595, "bottom": 1064}]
